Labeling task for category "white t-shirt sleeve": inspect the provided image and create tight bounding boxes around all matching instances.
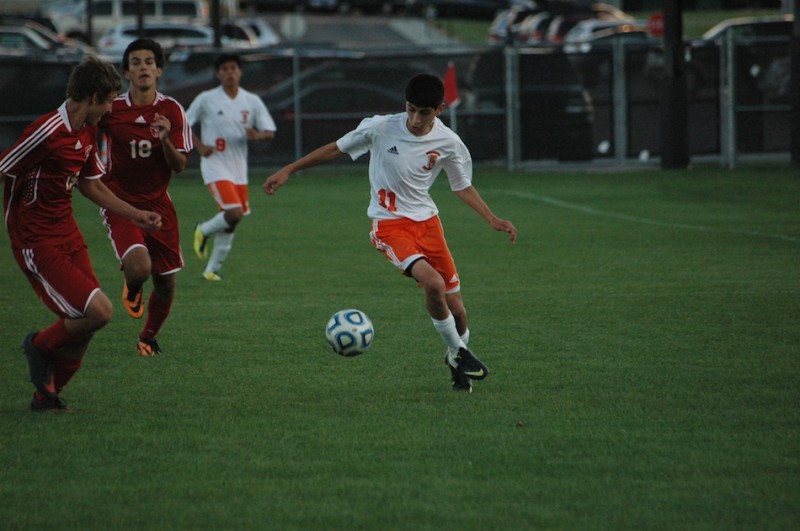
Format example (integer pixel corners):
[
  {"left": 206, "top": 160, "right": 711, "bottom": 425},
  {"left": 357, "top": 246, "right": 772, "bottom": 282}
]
[
  {"left": 441, "top": 139, "right": 473, "bottom": 191},
  {"left": 336, "top": 116, "right": 381, "bottom": 160},
  {"left": 185, "top": 91, "right": 205, "bottom": 127},
  {"left": 251, "top": 94, "right": 276, "bottom": 132}
]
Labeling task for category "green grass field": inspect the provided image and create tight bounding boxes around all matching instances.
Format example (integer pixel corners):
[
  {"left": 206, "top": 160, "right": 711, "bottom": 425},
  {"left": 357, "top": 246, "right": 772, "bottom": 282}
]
[{"left": 1, "top": 162, "right": 799, "bottom": 529}]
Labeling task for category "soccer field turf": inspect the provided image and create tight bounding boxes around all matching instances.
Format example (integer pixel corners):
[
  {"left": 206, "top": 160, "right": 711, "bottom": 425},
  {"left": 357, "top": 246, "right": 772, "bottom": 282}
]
[{"left": 1, "top": 162, "right": 798, "bottom": 529}]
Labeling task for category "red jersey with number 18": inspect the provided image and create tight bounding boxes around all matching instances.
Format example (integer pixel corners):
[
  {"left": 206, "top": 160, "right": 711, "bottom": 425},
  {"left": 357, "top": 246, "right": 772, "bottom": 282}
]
[
  {"left": 100, "top": 91, "right": 192, "bottom": 204},
  {"left": 1, "top": 102, "right": 104, "bottom": 249}
]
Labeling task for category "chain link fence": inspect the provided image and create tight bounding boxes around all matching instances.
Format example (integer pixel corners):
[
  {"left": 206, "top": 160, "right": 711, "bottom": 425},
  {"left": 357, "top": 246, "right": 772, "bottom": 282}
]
[{"left": 0, "top": 34, "right": 791, "bottom": 168}]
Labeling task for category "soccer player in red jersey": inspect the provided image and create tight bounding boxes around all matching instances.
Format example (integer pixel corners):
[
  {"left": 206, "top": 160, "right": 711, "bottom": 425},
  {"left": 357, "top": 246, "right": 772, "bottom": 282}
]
[
  {"left": 99, "top": 38, "right": 193, "bottom": 357},
  {"left": 0, "top": 56, "right": 163, "bottom": 411}
]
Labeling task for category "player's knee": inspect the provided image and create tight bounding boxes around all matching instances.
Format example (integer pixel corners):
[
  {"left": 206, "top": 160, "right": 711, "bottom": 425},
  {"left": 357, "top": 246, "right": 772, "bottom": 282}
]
[
  {"left": 86, "top": 294, "right": 113, "bottom": 331},
  {"left": 421, "top": 276, "right": 446, "bottom": 299},
  {"left": 123, "top": 253, "right": 151, "bottom": 282},
  {"left": 225, "top": 208, "right": 244, "bottom": 226}
]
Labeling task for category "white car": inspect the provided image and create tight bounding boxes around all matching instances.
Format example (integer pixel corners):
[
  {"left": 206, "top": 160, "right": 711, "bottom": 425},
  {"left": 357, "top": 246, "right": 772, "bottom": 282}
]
[
  {"left": 40, "top": 0, "right": 209, "bottom": 43},
  {"left": 562, "top": 19, "right": 647, "bottom": 44},
  {"left": 97, "top": 21, "right": 256, "bottom": 62},
  {"left": 0, "top": 21, "right": 91, "bottom": 58},
  {"left": 222, "top": 18, "right": 280, "bottom": 48}
]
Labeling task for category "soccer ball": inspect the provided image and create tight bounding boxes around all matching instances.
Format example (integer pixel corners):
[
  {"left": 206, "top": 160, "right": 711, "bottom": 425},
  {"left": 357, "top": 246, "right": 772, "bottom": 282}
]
[{"left": 325, "top": 309, "right": 374, "bottom": 357}]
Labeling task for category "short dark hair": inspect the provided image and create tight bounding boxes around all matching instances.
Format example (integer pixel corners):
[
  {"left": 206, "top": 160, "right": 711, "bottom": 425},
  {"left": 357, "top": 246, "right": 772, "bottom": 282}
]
[
  {"left": 215, "top": 53, "right": 241, "bottom": 71},
  {"left": 122, "top": 38, "right": 166, "bottom": 71},
  {"left": 66, "top": 56, "right": 122, "bottom": 102},
  {"left": 405, "top": 74, "right": 444, "bottom": 109}
]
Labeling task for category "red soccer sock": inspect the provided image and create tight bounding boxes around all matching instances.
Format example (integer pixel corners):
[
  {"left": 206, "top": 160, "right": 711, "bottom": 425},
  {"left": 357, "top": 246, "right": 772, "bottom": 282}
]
[
  {"left": 33, "top": 319, "right": 72, "bottom": 352},
  {"left": 53, "top": 355, "right": 84, "bottom": 393},
  {"left": 52, "top": 333, "right": 90, "bottom": 392},
  {"left": 140, "top": 290, "right": 173, "bottom": 339}
]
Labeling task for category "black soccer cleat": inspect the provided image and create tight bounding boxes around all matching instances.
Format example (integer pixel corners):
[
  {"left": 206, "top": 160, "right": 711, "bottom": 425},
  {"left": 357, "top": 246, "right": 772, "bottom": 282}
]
[
  {"left": 452, "top": 347, "right": 489, "bottom": 381},
  {"left": 445, "top": 355, "right": 472, "bottom": 392},
  {"left": 22, "top": 332, "right": 56, "bottom": 398},
  {"left": 30, "top": 394, "right": 69, "bottom": 412},
  {"left": 137, "top": 337, "right": 161, "bottom": 357}
]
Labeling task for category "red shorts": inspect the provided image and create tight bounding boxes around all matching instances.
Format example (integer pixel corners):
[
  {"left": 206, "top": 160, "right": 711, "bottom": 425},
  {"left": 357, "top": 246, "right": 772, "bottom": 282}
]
[
  {"left": 207, "top": 181, "right": 251, "bottom": 215},
  {"left": 13, "top": 237, "right": 101, "bottom": 319},
  {"left": 101, "top": 194, "right": 183, "bottom": 275},
  {"left": 370, "top": 215, "right": 460, "bottom": 293}
]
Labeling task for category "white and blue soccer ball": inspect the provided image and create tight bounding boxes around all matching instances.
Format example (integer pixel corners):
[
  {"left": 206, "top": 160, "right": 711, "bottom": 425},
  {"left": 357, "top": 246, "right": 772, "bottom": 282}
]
[{"left": 325, "top": 309, "right": 374, "bottom": 357}]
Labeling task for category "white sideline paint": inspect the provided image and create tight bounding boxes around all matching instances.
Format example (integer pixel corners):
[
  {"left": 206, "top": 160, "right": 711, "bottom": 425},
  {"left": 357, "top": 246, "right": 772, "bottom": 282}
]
[{"left": 504, "top": 190, "right": 800, "bottom": 244}]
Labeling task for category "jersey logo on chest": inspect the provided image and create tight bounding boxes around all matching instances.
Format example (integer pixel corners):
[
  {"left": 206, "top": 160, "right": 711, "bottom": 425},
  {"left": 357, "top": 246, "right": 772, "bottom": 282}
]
[{"left": 422, "top": 150, "right": 441, "bottom": 171}]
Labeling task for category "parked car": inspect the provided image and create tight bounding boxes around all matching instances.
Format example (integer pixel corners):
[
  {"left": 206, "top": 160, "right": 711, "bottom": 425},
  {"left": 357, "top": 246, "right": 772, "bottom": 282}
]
[
  {"left": 690, "top": 14, "right": 792, "bottom": 103},
  {"left": 0, "top": 22, "right": 89, "bottom": 58},
  {"left": 220, "top": 18, "right": 279, "bottom": 47},
  {"left": 487, "top": 1, "right": 541, "bottom": 45},
  {"left": 489, "top": 1, "right": 634, "bottom": 46},
  {"left": 701, "top": 14, "right": 793, "bottom": 42},
  {"left": 39, "top": 0, "right": 209, "bottom": 43},
  {"left": 516, "top": 11, "right": 556, "bottom": 44},
  {"left": 686, "top": 14, "right": 793, "bottom": 153},
  {"left": 97, "top": 21, "right": 255, "bottom": 61},
  {"left": 562, "top": 18, "right": 646, "bottom": 45}
]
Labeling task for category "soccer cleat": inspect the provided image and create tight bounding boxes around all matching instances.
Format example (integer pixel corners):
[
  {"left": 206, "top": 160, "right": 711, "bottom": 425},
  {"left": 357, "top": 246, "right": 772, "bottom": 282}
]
[
  {"left": 445, "top": 353, "right": 472, "bottom": 392},
  {"left": 452, "top": 347, "right": 489, "bottom": 380},
  {"left": 30, "top": 393, "right": 69, "bottom": 412},
  {"left": 22, "top": 333, "right": 57, "bottom": 398},
  {"left": 122, "top": 282, "right": 144, "bottom": 319},
  {"left": 194, "top": 222, "right": 209, "bottom": 260},
  {"left": 137, "top": 337, "right": 161, "bottom": 357},
  {"left": 202, "top": 271, "right": 223, "bottom": 281}
]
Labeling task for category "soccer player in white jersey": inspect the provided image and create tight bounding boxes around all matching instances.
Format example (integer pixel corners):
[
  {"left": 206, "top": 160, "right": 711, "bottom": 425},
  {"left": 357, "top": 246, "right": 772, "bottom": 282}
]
[
  {"left": 187, "top": 53, "right": 276, "bottom": 281},
  {"left": 263, "top": 74, "right": 517, "bottom": 392}
]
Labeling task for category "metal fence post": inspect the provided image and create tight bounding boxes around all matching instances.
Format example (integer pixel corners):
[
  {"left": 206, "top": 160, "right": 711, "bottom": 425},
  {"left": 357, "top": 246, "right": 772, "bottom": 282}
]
[
  {"left": 720, "top": 30, "right": 737, "bottom": 169},
  {"left": 504, "top": 46, "right": 520, "bottom": 170},
  {"left": 612, "top": 38, "right": 628, "bottom": 165},
  {"left": 292, "top": 48, "right": 302, "bottom": 161}
]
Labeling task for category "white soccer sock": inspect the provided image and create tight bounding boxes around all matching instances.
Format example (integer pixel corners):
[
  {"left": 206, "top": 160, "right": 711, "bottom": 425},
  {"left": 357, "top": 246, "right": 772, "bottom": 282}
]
[
  {"left": 205, "top": 231, "right": 235, "bottom": 273},
  {"left": 432, "top": 314, "right": 466, "bottom": 360},
  {"left": 199, "top": 211, "right": 231, "bottom": 237},
  {"left": 460, "top": 328, "right": 470, "bottom": 346}
]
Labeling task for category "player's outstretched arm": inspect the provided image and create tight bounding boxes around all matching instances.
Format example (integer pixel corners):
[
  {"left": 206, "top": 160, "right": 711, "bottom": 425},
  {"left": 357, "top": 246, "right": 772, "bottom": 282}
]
[
  {"left": 77, "top": 178, "right": 162, "bottom": 232},
  {"left": 263, "top": 142, "right": 344, "bottom": 196},
  {"left": 454, "top": 186, "right": 517, "bottom": 243}
]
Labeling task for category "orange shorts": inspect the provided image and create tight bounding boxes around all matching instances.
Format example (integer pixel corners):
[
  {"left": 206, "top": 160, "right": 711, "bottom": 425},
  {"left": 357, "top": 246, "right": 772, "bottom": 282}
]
[
  {"left": 207, "top": 181, "right": 250, "bottom": 214},
  {"left": 370, "top": 215, "right": 460, "bottom": 293}
]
